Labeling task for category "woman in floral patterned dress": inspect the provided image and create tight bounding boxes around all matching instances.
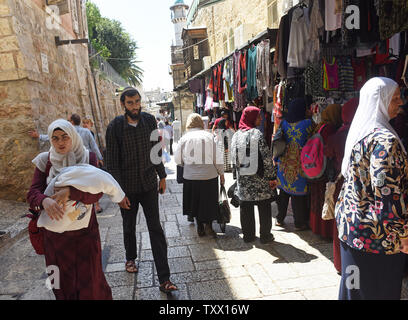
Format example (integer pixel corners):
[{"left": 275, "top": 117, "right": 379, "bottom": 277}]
[{"left": 336, "top": 77, "right": 408, "bottom": 300}]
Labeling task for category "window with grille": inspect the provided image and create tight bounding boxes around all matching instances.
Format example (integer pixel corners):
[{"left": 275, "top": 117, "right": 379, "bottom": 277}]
[
  {"left": 223, "top": 34, "right": 228, "bottom": 56},
  {"left": 234, "top": 23, "right": 243, "bottom": 48},
  {"left": 267, "top": 0, "right": 279, "bottom": 28},
  {"left": 229, "top": 28, "right": 235, "bottom": 52},
  {"left": 193, "top": 45, "right": 199, "bottom": 60}
]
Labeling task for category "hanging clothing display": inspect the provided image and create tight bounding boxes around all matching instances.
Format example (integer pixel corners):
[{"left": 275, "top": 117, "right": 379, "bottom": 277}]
[
  {"left": 276, "top": 13, "right": 291, "bottom": 79},
  {"left": 304, "top": 61, "right": 324, "bottom": 97},
  {"left": 287, "top": 7, "right": 313, "bottom": 68},
  {"left": 256, "top": 39, "right": 272, "bottom": 97},
  {"left": 223, "top": 57, "right": 234, "bottom": 103},
  {"left": 325, "top": 0, "right": 342, "bottom": 31},
  {"left": 379, "top": 0, "right": 408, "bottom": 40},
  {"left": 352, "top": 58, "right": 367, "bottom": 91},
  {"left": 310, "top": 0, "right": 324, "bottom": 52},
  {"left": 233, "top": 51, "right": 247, "bottom": 112},
  {"left": 238, "top": 49, "right": 248, "bottom": 94},
  {"left": 359, "top": 0, "right": 381, "bottom": 44},
  {"left": 246, "top": 45, "right": 258, "bottom": 101},
  {"left": 323, "top": 57, "right": 339, "bottom": 90},
  {"left": 184, "top": 1, "right": 407, "bottom": 146},
  {"left": 338, "top": 57, "right": 355, "bottom": 92}
]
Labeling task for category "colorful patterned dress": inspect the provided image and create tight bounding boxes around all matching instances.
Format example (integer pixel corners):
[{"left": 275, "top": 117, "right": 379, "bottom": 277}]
[
  {"left": 276, "top": 119, "right": 313, "bottom": 196},
  {"left": 335, "top": 129, "right": 408, "bottom": 255}
]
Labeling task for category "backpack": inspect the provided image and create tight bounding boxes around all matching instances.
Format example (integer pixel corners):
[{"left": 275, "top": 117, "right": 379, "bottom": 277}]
[{"left": 300, "top": 125, "right": 327, "bottom": 180}]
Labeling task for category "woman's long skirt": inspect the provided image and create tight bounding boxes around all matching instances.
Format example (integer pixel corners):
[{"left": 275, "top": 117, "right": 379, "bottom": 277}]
[
  {"left": 43, "top": 212, "right": 112, "bottom": 300},
  {"left": 339, "top": 242, "right": 405, "bottom": 300},
  {"left": 183, "top": 177, "right": 219, "bottom": 223}
]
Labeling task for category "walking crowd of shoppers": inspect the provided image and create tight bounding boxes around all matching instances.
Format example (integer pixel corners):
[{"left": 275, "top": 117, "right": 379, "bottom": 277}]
[{"left": 25, "top": 77, "right": 408, "bottom": 300}]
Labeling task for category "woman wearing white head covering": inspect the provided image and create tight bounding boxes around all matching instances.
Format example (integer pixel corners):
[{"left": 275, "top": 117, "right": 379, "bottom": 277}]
[
  {"left": 335, "top": 77, "right": 408, "bottom": 300},
  {"left": 174, "top": 113, "right": 225, "bottom": 237},
  {"left": 27, "top": 119, "right": 112, "bottom": 300}
]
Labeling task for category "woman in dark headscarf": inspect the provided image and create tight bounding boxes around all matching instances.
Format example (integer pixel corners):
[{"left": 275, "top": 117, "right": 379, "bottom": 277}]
[
  {"left": 309, "top": 103, "right": 343, "bottom": 238},
  {"left": 326, "top": 97, "right": 359, "bottom": 274},
  {"left": 231, "top": 107, "right": 277, "bottom": 243},
  {"left": 275, "top": 98, "right": 314, "bottom": 230}
]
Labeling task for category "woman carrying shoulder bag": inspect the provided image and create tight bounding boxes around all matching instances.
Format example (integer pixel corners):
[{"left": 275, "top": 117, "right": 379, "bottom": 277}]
[
  {"left": 175, "top": 113, "right": 225, "bottom": 237},
  {"left": 231, "top": 106, "right": 278, "bottom": 244}
]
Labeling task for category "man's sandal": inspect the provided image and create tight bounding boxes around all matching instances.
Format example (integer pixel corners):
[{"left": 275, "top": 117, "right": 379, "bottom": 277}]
[
  {"left": 159, "top": 280, "right": 178, "bottom": 293},
  {"left": 125, "top": 261, "right": 138, "bottom": 273}
]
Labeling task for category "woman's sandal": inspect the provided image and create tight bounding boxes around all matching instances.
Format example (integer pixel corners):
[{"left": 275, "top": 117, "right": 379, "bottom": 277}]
[
  {"left": 125, "top": 261, "right": 138, "bottom": 273},
  {"left": 159, "top": 280, "right": 178, "bottom": 293}
]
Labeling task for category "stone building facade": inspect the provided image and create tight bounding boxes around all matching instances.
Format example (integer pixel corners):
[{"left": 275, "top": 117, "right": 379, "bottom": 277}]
[
  {"left": 0, "top": 0, "right": 124, "bottom": 201},
  {"left": 186, "top": 0, "right": 287, "bottom": 64}
]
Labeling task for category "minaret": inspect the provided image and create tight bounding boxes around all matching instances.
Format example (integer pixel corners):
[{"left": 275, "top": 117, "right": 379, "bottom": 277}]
[{"left": 170, "top": 0, "right": 189, "bottom": 47}]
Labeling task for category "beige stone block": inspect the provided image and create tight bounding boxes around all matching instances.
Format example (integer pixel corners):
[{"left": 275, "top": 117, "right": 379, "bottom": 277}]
[
  {"left": 0, "top": 85, "right": 7, "bottom": 100},
  {"left": 0, "top": 52, "right": 14, "bottom": 71},
  {"left": 0, "top": 17, "right": 11, "bottom": 36},
  {"left": 0, "top": 35, "right": 19, "bottom": 52},
  {"left": 0, "top": 2, "right": 10, "bottom": 16},
  {"left": 15, "top": 52, "right": 24, "bottom": 69},
  {"left": 0, "top": 69, "right": 19, "bottom": 81}
]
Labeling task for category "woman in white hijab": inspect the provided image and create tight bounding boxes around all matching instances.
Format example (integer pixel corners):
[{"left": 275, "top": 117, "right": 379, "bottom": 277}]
[
  {"left": 335, "top": 77, "right": 408, "bottom": 300},
  {"left": 27, "top": 119, "right": 113, "bottom": 300}
]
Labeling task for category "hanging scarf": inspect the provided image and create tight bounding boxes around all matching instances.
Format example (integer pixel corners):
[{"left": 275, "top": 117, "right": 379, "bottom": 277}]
[
  {"left": 337, "top": 97, "right": 359, "bottom": 134},
  {"left": 32, "top": 119, "right": 89, "bottom": 184},
  {"left": 342, "top": 77, "right": 405, "bottom": 176},
  {"left": 239, "top": 106, "right": 260, "bottom": 131}
]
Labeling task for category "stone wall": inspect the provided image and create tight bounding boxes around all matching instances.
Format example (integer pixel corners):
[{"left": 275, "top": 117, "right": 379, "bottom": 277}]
[
  {"left": 190, "top": 0, "right": 287, "bottom": 64},
  {"left": 172, "top": 89, "right": 195, "bottom": 133},
  {"left": 0, "top": 0, "right": 123, "bottom": 201}
]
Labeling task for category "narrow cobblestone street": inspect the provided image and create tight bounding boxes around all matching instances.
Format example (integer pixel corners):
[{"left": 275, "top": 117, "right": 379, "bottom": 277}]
[{"left": 0, "top": 155, "right": 350, "bottom": 301}]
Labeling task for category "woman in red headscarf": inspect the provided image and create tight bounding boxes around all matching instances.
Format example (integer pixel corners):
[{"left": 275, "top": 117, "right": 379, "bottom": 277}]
[
  {"left": 325, "top": 97, "right": 359, "bottom": 274},
  {"left": 231, "top": 106, "right": 278, "bottom": 243}
]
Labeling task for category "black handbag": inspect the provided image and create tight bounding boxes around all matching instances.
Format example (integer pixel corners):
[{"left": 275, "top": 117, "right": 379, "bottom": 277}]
[
  {"left": 217, "top": 185, "right": 231, "bottom": 233},
  {"left": 227, "top": 181, "right": 240, "bottom": 208}
]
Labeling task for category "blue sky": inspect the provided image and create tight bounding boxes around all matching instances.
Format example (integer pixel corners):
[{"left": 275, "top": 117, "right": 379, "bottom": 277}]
[{"left": 89, "top": 0, "right": 193, "bottom": 92}]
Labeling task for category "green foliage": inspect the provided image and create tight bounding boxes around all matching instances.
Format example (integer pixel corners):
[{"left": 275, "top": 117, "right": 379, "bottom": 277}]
[{"left": 86, "top": 1, "right": 143, "bottom": 86}]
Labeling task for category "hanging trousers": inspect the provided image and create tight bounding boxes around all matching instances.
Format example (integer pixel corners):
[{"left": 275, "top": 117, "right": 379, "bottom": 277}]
[
  {"left": 276, "top": 190, "right": 309, "bottom": 228},
  {"left": 120, "top": 188, "right": 170, "bottom": 284},
  {"left": 240, "top": 200, "right": 272, "bottom": 241}
]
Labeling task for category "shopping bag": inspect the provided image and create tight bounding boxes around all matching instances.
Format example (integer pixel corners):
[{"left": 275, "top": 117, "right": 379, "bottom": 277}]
[{"left": 217, "top": 185, "right": 231, "bottom": 233}]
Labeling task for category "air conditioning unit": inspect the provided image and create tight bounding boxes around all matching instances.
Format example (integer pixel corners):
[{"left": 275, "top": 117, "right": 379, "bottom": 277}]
[{"left": 203, "top": 56, "right": 211, "bottom": 70}]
